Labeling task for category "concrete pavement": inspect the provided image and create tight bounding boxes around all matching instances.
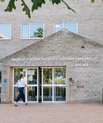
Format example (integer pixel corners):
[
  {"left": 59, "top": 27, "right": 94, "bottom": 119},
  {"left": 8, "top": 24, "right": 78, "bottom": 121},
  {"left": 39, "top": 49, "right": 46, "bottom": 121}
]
[{"left": 0, "top": 103, "right": 103, "bottom": 123}]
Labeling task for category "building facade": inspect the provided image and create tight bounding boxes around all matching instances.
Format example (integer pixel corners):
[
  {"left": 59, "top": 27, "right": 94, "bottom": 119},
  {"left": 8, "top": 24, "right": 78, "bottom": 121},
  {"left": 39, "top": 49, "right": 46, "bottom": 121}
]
[{"left": 0, "top": 0, "right": 103, "bottom": 103}]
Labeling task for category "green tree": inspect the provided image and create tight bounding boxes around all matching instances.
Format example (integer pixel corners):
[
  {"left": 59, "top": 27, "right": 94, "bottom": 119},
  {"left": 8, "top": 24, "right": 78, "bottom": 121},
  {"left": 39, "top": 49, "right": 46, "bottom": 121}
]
[
  {"left": 34, "top": 28, "right": 43, "bottom": 38},
  {"left": 0, "top": 0, "right": 103, "bottom": 18}
]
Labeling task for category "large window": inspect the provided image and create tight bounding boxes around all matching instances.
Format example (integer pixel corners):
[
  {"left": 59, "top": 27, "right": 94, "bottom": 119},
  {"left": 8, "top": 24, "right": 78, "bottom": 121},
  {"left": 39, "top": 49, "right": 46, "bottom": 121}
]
[
  {"left": 55, "top": 22, "right": 78, "bottom": 33},
  {"left": 0, "top": 24, "right": 11, "bottom": 39},
  {"left": 21, "top": 23, "right": 44, "bottom": 39}
]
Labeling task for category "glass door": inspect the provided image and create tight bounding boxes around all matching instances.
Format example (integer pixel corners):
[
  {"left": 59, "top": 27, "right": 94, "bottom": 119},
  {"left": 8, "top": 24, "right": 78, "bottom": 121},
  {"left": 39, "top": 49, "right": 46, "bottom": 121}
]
[
  {"left": 42, "top": 68, "right": 53, "bottom": 102},
  {"left": 13, "top": 67, "right": 38, "bottom": 103},
  {"left": 42, "top": 67, "right": 66, "bottom": 103},
  {"left": 13, "top": 67, "right": 66, "bottom": 103},
  {"left": 27, "top": 68, "right": 38, "bottom": 102},
  {"left": 54, "top": 67, "right": 66, "bottom": 102},
  {"left": 13, "top": 68, "right": 26, "bottom": 102}
]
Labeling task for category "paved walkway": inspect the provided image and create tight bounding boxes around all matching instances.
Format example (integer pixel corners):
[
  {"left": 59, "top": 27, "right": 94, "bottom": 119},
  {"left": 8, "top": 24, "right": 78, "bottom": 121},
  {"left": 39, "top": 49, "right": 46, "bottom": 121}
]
[{"left": 0, "top": 103, "right": 103, "bottom": 123}]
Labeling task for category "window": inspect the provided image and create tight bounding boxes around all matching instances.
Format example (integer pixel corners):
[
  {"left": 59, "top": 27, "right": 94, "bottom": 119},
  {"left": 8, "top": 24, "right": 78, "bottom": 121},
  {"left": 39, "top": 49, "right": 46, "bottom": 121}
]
[
  {"left": 0, "top": 24, "right": 11, "bottom": 39},
  {"left": 21, "top": 23, "right": 44, "bottom": 39},
  {"left": 55, "top": 22, "right": 78, "bottom": 33}
]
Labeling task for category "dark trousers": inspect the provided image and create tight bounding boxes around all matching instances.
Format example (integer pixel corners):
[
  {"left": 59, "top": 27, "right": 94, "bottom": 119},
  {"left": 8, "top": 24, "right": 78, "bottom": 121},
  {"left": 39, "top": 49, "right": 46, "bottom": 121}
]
[{"left": 16, "top": 87, "right": 25, "bottom": 102}]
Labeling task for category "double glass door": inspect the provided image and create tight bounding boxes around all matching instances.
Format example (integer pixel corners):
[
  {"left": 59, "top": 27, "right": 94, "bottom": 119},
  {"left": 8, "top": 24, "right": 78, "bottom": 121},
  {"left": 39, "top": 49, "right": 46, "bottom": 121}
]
[
  {"left": 13, "top": 67, "right": 66, "bottom": 103},
  {"left": 42, "top": 67, "right": 66, "bottom": 102}
]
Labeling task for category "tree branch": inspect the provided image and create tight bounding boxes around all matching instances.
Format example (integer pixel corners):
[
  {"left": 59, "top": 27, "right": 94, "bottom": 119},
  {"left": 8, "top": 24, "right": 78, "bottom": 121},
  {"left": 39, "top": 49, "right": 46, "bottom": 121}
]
[{"left": 61, "top": 0, "right": 76, "bottom": 13}]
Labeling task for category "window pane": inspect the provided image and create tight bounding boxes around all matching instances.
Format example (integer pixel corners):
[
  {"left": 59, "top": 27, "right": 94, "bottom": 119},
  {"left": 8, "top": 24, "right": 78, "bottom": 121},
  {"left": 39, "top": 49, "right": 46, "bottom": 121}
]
[
  {"left": 43, "top": 68, "right": 52, "bottom": 84},
  {"left": 27, "top": 86, "right": 37, "bottom": 101},
  {"left": 54, "top": 86, "right": 66, "bottom": 101},
  {"left": 55, "top": 22, "right": 78, "bottom": 33},
  {"left": 14, "top": 87, "right": 26, "bottom": 101},
  {"left": 55, "top": 23, "right": 62, "bottom": 32},
  {"left": 43, "top": 86, "right": 52, "bottom": 101},
  {"left": 54, "top": 67, "right": 66, "bottom": 84},
  {"left": 27, "top": 69, "right": 37, "bottom": 85},
  {"left": 14, "top": 87, "right": 19, "bottom": 101},
  {"left": 0, "top": 24, "right": 11, "bottom": 39},
  {"left": 14, "top": 68, "right": 26, "bottom": 84},
  {"left": 30, "top": 24, "right": 43, "bottom": 38},
  {"left": 64, "top": 22, "right": 78, "bottom": 33},
  {"left": 22, "top": 24, "right": 29, "bottom": 39}
]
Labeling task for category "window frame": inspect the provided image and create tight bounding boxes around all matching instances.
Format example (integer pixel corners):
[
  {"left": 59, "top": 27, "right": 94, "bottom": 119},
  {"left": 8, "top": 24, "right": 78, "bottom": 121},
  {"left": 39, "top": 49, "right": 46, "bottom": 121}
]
[
  {"left": 21, "top": 23, "right": 45, "bottom": 40},
  {"left": 0, "top": 24, "right": 11, "bottom": 40}
]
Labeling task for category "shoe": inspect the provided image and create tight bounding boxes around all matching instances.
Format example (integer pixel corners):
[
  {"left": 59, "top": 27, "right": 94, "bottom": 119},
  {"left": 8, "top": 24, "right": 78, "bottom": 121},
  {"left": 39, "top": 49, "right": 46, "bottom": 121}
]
[
  {"left": 14, "top": 104, "right": 18, "bottom": 107},
  {"left": 25, "top": 103, "right": 28, "bottom": 105}
]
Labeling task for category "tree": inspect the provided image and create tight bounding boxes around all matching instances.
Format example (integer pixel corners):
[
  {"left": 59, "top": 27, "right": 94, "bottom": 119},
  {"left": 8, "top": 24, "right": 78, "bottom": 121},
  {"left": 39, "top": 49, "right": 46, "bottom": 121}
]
[
  {"left": 0, "top": 0, "right": 103, "bottom": 18},
  {"left": 34, "top": 28, "right": 43, "bottom": 38}
]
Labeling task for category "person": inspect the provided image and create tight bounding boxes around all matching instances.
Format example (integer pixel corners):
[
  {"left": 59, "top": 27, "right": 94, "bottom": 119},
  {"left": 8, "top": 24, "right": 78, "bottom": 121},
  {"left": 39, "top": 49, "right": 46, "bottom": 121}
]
[{"left": 14, "top": 74, "right": 27, "bottom": 107}]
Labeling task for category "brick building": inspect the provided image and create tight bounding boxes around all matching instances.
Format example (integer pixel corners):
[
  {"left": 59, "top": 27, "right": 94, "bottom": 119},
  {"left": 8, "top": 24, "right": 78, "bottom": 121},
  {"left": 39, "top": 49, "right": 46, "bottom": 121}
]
[{"left": 0, "top": 0, "right": 103, "bottom": 103}]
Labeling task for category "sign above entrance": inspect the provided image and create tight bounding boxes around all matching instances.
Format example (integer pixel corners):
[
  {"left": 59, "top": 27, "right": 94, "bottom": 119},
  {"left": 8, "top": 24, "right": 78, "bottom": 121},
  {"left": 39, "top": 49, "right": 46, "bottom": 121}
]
[{"left": 11, "top": 56, "right": 92, "bottom": 62}]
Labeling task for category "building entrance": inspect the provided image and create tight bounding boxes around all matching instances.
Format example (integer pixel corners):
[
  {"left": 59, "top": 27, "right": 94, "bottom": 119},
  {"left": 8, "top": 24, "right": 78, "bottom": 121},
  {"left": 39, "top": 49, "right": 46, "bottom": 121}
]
[{"left": 13, "top": 67, "right": 66, "bottom": 103}]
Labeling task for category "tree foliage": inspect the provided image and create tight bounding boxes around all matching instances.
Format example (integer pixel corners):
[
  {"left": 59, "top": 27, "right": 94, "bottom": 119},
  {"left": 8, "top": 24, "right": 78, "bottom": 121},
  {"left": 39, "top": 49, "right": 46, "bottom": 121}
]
[
  {"left": 34, "top": 28, "right": 43, "bottom": 38},
  {"left": 91, "top": 0, "right": 103, "bottom": 2},
  {"left": 0, "top": 0, "right": 103, "bottom": 18}
]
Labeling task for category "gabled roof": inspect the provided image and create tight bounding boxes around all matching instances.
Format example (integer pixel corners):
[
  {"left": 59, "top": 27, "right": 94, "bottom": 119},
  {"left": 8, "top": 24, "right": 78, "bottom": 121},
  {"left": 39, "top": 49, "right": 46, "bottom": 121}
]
[{"left": 2, "top": 29, "right": 103, "bottom": 60}]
